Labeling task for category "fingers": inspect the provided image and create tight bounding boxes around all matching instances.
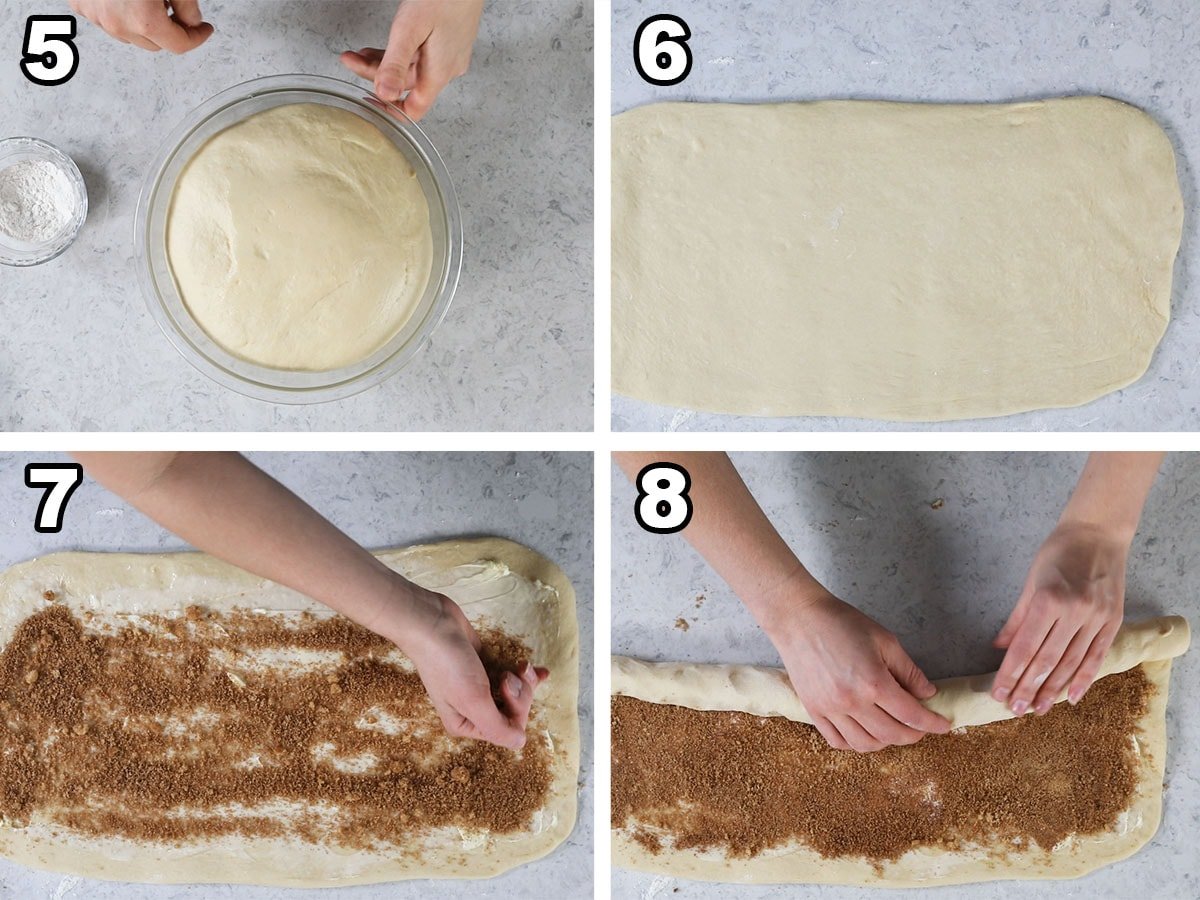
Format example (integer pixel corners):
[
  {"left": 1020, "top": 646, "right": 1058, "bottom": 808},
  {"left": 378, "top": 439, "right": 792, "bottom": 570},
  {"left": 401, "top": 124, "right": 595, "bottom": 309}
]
[
  {"left": 878, "top": 684, "right": 951, "bottom": 738},
  {"left": 1066, "top": 623, "right": 1119, "bottom": 704},
  {"left": 993, "top": 590, "right": 1031, "bottom": 649},
  {"left": 456, "top": 676, "right": 526, "bottom": 750},
  {"left": 811, "top": 715, "right": 850, "bottom": 751},
  {"left": 855, "top": 705, "right": 928, "bottom": 748},
  {"left": 831, "top": 714, "right": 884, "bottom": 753},
  {"left": 144, "top": 16, "right": 214, "bottom": 54},
  {"left": 341, "top": 47, "right": 385, "bottom": 74},
  {"left": 990, "top": 605, "right": 1054, "bottom": 707},
  {"left": 1005, "top": 617, "right": 1076, "bottom": 715},
  {"left": 341, "top": 49, "right": 381, "bottom": 80},
  {"left": 400, "top": 52, "right": 458, "bottom": 122},
  {"left": 491, "top": 660, "right": 548, "bottom": 745},
  {"left": 376, "top": 13, "right": 428, "bottom": 102},
  {"left": 883, "top": 638, "right": 937, "bottom": 701},
  {"left": 169, "top": 0, "right": 205, "bottom": 27},
  {"left": 879, "top": 639, "right": 951, "bottom": 733},
  {"left": 1029, "top": 624, "right": 1100, "bottom": 713},
  {"left": 438, "top": 660, "right": 546, "bottom": 751}
]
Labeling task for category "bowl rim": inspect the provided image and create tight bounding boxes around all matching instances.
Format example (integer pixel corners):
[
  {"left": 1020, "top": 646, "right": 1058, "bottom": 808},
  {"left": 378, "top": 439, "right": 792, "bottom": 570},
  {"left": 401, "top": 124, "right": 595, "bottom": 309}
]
[
  {"left": 133, "top": 74, "right": 463, "bottom": 405},
  {"left": 0, "top": 136, "right": 89, "bottom": 268}
]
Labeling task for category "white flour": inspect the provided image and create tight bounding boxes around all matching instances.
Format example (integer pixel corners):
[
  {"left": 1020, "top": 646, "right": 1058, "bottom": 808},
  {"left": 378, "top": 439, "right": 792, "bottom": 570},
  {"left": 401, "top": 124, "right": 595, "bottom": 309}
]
[{"left": 0, "top": 159, "right": 75, "bottom": 244}]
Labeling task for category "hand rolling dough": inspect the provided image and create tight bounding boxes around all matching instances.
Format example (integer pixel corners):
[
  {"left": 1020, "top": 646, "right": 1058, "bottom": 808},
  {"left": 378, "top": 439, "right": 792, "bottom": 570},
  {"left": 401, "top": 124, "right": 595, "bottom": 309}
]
[
  {"left": 612, "top": 98, "right": 1184, "bottom": 420},
  {"left": 167, "top": 103, "right": 433, "bottom": 371},
  {"left": 612, "top": 616, "right": 1189, "bottom": 728},
  {"left": 612, "top": 616, "right": 1190, "bottom": 885}
]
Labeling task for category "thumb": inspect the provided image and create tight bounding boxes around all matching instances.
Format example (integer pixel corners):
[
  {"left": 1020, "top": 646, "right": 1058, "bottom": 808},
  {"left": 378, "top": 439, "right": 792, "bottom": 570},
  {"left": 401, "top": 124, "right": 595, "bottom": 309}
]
[
  {"left": 884, "top": 639, "right": 936, "bottom": 699},
  {"left": 464, "top": 678, "right": 526, "bottom": 750},
  {"left": 376, "top": 18, "right": 425, "bottom": 102},
  {"left": 994, "top": 588, "right": 1032, "bottom": 649}
]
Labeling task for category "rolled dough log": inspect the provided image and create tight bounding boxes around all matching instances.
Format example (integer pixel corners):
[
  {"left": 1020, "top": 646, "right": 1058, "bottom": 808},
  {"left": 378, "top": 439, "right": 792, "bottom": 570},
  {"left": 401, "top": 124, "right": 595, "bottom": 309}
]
[
  {"left": 612, "top": 616, "right": 1190, "bottom": 885},
  {"left": 612, "top": 98, "right": 1184, "bottom": 420},
  {"left": 0, "top": 538, "right": 579, "bottom": 886},
  {"left": 167, "top": 103, "right": 433, "bottom": 371},
  {"left": 612, "top": 615, "right": 1189, "bottom": 728}
]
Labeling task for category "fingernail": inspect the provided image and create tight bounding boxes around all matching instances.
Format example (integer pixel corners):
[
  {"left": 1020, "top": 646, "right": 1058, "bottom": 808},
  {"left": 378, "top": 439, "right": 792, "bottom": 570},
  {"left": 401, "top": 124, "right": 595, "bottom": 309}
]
[
  {"left": 1068, "top": 687, "right": 1082, "bottom": 705},
  {"left": 993, "top": 687, "right": 1010, "bottom": 702},
  {"left": 522, "top": 663, "right": 537, "bottom": 685},
  {"left": 1035, "top": 700, "right": 1051, "bottom": 715},
  {"left": 1011, "top": 699, "right": 1028, "bottom": 715},
  {"left": 504, "top": 672, "right": 522, "bottom": 698}
]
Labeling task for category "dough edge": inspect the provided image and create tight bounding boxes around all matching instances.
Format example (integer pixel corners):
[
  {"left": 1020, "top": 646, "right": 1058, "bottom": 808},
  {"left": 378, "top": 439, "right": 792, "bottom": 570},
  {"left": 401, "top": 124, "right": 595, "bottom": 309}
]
[
  {"left": 612, "top": 616, "right": 1188, "bottom": 885},
  {"left": 0, "top": 537, "right": 579, "bottom": 886}
]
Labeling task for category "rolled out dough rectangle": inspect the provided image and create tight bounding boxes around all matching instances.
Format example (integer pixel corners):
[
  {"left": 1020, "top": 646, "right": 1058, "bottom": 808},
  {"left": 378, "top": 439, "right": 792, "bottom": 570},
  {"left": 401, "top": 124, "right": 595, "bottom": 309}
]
[
  {"left": 0, "top": 538, "right": 579, "bottom": 887},
  {"left": 612, "top": 97, "right": 1184, "bottom": 421}
]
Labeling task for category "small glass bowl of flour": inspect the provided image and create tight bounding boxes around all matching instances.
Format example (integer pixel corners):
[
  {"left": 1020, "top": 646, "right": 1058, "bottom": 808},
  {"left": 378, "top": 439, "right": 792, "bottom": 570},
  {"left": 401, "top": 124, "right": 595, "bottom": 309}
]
[{"left": 0, "top": 137, "right": 88, "bottom": 267}]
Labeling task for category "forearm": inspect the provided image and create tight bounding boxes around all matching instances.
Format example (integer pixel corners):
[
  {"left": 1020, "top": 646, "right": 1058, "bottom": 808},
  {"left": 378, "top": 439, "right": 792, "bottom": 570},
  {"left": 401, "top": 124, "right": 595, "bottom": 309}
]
[
  {"left": 1059, "top": 452, "right": 1164, "bottom": 543},
  {"left": 615, "top": 451, "right": 825, "bottom": 634},
  {"left": 73, "top": 452, "right": 433, "bottom": 648}
]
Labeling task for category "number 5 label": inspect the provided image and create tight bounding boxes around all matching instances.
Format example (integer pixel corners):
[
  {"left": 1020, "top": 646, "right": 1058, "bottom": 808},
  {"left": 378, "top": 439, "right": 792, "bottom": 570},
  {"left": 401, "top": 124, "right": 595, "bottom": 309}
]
[
  {"left": 634, "top": 463, "right": 693, "bottom": 534},
  {"left": 634, "top": 15, "right": 692, "bottom": 86},
  {"left": 25, "top": 463, "right": 82, "bottom": 534},
  {"left": 21, "top": 15, "right": 80, "bottom": 87}
]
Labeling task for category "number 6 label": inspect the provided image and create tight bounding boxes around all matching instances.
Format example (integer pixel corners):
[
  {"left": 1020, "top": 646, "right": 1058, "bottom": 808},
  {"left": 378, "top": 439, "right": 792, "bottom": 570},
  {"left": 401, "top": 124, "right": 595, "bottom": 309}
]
[
  {"left": 21, "top": 15, "right": 80, "bottom": 87},
  {"left": 634, "top": 15, "right": 692, "bottom": 86},
  {"left": 634, "top": 463, "right": 693, "bottom": 534}
]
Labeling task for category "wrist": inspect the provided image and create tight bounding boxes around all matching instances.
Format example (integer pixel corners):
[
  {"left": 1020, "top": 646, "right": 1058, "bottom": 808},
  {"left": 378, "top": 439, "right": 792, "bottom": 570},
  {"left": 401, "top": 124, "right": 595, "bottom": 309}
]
[
  {"left": 1053, "top": 514, "right": 1136, "bottom": 549},
  {"left": 752, "top": 564, "right": 832, "bottom": 641},
  {"left": 369, "top": 575, "right": 445, "bottom": 654}
]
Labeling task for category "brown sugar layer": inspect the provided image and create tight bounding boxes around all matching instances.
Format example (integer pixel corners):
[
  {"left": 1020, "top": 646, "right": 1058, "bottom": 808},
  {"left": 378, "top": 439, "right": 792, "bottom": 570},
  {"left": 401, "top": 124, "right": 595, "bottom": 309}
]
[
  {"left": 0, "top": 604, "right": 552, "bottom": 850},
  {"left": 612, "top": 667, "right": 1151, "bottom": 865}
]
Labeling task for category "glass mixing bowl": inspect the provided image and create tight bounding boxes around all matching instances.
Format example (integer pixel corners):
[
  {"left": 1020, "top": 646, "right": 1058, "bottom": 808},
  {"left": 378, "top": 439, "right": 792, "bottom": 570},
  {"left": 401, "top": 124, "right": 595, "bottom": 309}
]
[{"left": 135, "top": 75, "right": 462, "bottom": 404}]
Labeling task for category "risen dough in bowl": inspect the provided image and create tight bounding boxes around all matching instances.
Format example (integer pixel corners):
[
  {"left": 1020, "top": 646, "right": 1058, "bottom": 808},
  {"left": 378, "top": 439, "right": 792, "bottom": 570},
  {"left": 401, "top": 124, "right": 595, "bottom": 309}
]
[{"left": 167, "top": 103, "right": 433, "bottom": 371}]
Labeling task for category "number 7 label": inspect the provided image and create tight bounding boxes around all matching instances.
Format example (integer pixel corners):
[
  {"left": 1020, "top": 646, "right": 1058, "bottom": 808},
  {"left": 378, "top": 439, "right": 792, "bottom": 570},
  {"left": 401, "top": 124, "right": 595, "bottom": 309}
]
[{"left": 25, "top": 462, "right": 83, "bottom": 534}]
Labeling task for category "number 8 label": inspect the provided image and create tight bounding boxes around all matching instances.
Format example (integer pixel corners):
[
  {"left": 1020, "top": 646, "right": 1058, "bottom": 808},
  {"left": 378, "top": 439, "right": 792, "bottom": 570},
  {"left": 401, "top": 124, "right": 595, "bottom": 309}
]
[{"left": 634, "top": 463, "right": 693, "bottom": 534}]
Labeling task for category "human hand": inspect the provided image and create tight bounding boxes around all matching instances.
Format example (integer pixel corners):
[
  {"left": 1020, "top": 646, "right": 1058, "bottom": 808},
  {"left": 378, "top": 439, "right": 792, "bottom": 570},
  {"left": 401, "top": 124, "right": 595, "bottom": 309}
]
[
  {"left": 69, "top": 0, "right": 213, "bottom": 53},
  {"left": 340, "top": 0, "right": 484, "bottom": 121},
  {"left": 394, "top": 586, "right": 548, "bottom": 750},
  {"left": 767, "top": 590, "right": 950, "bottom": 752},
  {"left": 991, "top": 522, "right": 1127, "bottom": 716}
]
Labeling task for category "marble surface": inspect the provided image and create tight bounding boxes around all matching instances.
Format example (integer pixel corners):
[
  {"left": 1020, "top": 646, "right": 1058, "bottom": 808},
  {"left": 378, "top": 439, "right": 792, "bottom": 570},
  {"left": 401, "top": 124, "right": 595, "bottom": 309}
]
[
  {"left": 611, "top": 452, "right": 1199, "bottom": 897},
  {"left": 0, "top": 451, "right": 593, "bottom": 899},
  {"left": 611, "top": 0, "right": 1200, "bottom": 432},
  {"left": 0, "top": 0, "right": 593, "bottom": 431}
]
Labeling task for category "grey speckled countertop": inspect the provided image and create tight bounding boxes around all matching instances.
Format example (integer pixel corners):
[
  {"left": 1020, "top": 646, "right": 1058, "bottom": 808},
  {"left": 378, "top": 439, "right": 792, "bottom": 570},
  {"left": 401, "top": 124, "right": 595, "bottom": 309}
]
[
  {"left": 611, "top": 0, "right": 1200, "bottom": 432},
  {"left": 0, "top": 451, "right": 593, "bottom": 899},
  {"left": 0, "top": 0, "right": 593, "bottom": 432},
  {"left": 611, "top": 452, "right": 1199, "bottom": 898}
]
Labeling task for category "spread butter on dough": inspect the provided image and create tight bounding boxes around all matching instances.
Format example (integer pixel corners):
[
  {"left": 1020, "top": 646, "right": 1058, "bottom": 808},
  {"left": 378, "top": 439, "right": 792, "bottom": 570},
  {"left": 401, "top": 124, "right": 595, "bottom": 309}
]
[
  {"left": 612, "top": 97, "right": 1184, "bottom": 421},
  {"left": 167, "top": 103, "right": 434, "bottom": 371},
  {"left": 0, "top": 539, "right": 579, "bottom": 886},
  {"left": 612, "top": 616, "right": 1189, "bottom": 885}
]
